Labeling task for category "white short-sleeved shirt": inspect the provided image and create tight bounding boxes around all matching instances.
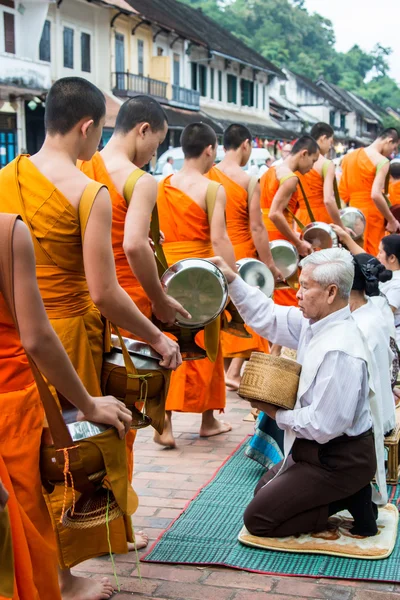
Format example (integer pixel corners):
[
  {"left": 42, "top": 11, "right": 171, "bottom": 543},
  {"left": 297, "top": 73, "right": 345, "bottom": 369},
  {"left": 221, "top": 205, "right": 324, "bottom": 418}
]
[{"left": 380, "top": 271, "right": 400, "bottom": 346}]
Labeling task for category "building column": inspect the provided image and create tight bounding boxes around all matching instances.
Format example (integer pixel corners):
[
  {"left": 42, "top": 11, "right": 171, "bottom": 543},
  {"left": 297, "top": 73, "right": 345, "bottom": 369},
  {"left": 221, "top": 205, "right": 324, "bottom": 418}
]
[{"left": 17, "top": 99, "right": 26, "bottom": 153}]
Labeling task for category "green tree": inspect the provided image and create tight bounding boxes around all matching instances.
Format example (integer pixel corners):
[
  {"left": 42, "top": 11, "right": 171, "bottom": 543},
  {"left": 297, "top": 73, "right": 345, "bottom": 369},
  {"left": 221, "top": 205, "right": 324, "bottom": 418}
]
[{"left": 179, "top": 0, "right": 400, "bottom": 112}]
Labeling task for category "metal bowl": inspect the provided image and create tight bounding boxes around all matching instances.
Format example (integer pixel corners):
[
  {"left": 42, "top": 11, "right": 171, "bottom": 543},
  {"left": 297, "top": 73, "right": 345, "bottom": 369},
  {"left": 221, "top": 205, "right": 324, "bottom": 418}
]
[
  {"left": 236, "top": 258, "right": 274, "bottom": 297},
  {"left": 340, "top": 207, "right": 366, "bottom": 240},
  {"left": 160, "top": 258, "right": 228, "bottom": 329},
  {"left": 108, "top": 335, "right": 162, "bottom": 369},
  {"left": 66, "top": 421, "right": 110, "bottom": 442},
  {"left": 269, "top": 240, "right": 299, "bottom": 279},
  {"left": 302, "top": 222, "right": 338, "bottom": 250}
]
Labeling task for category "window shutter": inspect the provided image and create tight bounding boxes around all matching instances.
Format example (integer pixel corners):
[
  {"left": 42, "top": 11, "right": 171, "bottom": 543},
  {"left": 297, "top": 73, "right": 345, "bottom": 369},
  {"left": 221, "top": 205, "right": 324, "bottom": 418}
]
[
  {"left": 39, "top": 20, "right": 51, "bottom": 62},
  {"left": 3, "top": 12, "right": 15, "bottom": 54},
  {"left": 81, "top": 32, "right": 91, "bottom": 73},
  {"left": 63, "top": 27, "right": 74, "bottom": 69}
]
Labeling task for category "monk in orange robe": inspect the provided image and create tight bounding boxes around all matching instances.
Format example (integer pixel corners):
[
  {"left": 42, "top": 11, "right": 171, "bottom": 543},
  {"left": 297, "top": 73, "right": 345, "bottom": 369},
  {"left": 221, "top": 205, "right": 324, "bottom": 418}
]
[
  {"left": 0, "top": 77, "right": 181, "bottom": 600},
  {"left": 0, "top": 214, "right": 132, "bottom": 600},
  {"left": 79, "top": 96, "right": 188, "bottom": 542},
  {"left": 296, "top": 123, "right": 348, "bottom": 228},
  {"left": 208, "top": 123, "right": 282, "bottom": 390},
  {"left": 339, "top": 128, "right": 400, "bottom": 255},
  {"left": 389, "top": 159, "right": 400, "bottom": 206},
  {"left": 157, "top": 122, "right": 237, "bottom": 448},
  {"left": 260, "top": 135, "right": 319, "bottom": 315}
]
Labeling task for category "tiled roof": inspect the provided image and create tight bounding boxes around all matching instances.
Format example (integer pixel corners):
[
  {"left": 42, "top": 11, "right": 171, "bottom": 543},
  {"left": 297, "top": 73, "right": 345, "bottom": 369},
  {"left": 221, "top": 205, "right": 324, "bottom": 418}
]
[
  {"left": 288, "top": 70, "right": 348, "bottom": 110},
  {"left": 318, "top": 80, "right": 381, "bottom": 122},
  {"left": 125, "top": 0, "right": 283, "bottom": 76}
]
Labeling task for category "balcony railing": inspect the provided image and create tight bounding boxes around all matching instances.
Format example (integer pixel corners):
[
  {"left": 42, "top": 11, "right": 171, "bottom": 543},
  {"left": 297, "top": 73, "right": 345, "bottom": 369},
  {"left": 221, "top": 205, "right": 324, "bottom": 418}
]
[
  {"left": 171, "top": 85, "right": 200, "bottom": 110},
  {"left": 113, "top": 72, "right": 167, "bottom": 100}
]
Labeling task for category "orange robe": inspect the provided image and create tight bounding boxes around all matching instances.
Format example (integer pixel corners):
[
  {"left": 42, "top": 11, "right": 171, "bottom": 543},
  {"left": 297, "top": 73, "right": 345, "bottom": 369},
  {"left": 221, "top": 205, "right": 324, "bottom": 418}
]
[
  {"left": 339, "top": 148, "right": 386, "bottom": 255},
  {"left": 260, "top": 167, "right": 298, "bottom": 307},
  {"left": 389, "top": 179, "right": 400, "bottom": 205},
  {"left": 207, "top": 166, "right": 269, "bottom": 357},
  {"left": 0, "top": 156, "right": 132, "bottom": 569},
  {"left": 79, "top": 152, "right": 150, "bottom": 478},
  {"left": 0, "top": 290, "right": 60, "bottom": 600},
  {"left": 157, "top": 176, "right": 225, "bottom": 413},
  {"left": 296, "top": 165, "right": 331, "bottom": 225}
]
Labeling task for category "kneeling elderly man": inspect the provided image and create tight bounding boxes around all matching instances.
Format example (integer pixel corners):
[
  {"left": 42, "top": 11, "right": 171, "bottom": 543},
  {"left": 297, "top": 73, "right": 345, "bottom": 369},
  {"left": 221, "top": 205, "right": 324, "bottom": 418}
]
[{"left": 212, "top": 248, "right": 386, "bottom": 538}]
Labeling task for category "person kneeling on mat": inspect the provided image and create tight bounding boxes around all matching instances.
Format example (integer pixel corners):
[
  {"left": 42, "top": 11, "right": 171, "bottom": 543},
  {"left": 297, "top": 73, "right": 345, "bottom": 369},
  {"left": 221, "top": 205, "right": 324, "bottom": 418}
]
[{"left": 210, "top": 248, "right": 387, "bottom": 538}]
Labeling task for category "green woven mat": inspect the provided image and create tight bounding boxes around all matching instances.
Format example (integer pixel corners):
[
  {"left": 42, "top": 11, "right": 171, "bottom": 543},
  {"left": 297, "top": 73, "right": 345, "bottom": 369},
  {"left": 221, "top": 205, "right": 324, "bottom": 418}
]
[{"left": 142, "top": 438, "right": 400, "bottom": 581}]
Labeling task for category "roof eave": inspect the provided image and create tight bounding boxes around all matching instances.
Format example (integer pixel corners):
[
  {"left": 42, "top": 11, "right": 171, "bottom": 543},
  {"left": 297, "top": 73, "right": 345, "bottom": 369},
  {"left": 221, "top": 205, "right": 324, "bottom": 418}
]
[{"left": 209, "top": 50, "right": 284, "bottom": 78}]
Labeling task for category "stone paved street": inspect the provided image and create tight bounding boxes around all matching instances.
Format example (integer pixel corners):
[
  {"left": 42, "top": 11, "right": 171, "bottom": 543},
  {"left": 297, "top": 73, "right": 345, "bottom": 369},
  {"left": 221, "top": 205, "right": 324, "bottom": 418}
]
[{"left": 73, "top": 391, "right": 400, "bottom": 599}]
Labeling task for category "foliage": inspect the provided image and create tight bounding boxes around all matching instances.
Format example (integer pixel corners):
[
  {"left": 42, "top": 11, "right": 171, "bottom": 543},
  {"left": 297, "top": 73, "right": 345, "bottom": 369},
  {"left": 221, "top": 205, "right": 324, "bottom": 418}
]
[{"left": 180, "top": 0, "right": 400, "bottom": 112}]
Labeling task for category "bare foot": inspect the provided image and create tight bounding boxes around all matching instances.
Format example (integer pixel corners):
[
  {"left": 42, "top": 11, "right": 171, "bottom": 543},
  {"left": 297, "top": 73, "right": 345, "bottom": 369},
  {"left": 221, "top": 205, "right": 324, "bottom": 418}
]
[
  {"left": 199, "top": 419, "right": 232, "bottom": 437},
  {"left": 225, "top": 376, "right": 240, "bottom": 391},
  {"left": 128, "top": 530, "right": 149, "bottom": 551},
  {"left": 60, "top": 574, "right": 114, "bottom": 600},
  {"left": 153, "top": 411, "right": 176, "bottom": 448}
]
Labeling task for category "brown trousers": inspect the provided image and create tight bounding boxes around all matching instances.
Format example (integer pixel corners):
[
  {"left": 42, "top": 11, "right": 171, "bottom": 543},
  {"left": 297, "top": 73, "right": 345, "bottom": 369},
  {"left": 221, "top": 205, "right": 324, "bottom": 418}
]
[{"left": 244, "top": 430, "right": 376, "bottom": 538}]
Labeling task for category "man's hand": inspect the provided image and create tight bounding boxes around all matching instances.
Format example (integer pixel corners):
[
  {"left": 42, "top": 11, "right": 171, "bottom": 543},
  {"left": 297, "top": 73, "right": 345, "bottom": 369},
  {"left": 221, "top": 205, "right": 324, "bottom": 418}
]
[
  {"left": 269, "top": 264, "right": 284, "bottom": 283},
  {"left": 386, "top": 216, "right": 400, "bottom": 234},
  {"left": 208, "top": 256, "right": 237, "bottom": 283},
  {"left": 77, "top": 396, "right": 133, "bottom": 439},
  {"left": 330, "top": 223, "right": 353, "bottom": 246},
  {"left": 250, "top": 400, "right": 279, "bottom": 420},
  {"left": 150, "top": 333, "right": 182, "bottom": 370},
  {"left": 296, "top": 239, "right": 313, "bottom": 257},
  {"left": 0, "top": 479, "right": 9, "bottom": 512},
  {"left": 152, "top": 294, "right": 191, "bottom": 326}
]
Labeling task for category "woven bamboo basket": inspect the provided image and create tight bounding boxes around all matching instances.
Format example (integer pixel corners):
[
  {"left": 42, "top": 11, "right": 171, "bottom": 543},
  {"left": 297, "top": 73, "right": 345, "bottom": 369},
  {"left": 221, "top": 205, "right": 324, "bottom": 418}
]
[
  {"left": 62, "top": 487, "right": 123, "bottom": 530},
  {"left": 239, "top": 352, "right": 301, "bottom": 410}
]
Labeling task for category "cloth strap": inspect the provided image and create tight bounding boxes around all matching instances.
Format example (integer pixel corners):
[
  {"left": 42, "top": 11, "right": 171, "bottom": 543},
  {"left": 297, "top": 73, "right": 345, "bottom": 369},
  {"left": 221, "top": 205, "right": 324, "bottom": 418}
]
[
  {"left": 78, "top": 184, "right": 144, "bottom": 386},
  {"left": 247, "top": 176, "right": 258, "bottom": 208},
  {"left": 279, "top": 172, "right": 314, "bottom": 226},
  {"left": 123, "top": 169, "right": 169, "bottom": 277},
  {"left": 10, "top": 155, "right": 53, "bottom": 266}
]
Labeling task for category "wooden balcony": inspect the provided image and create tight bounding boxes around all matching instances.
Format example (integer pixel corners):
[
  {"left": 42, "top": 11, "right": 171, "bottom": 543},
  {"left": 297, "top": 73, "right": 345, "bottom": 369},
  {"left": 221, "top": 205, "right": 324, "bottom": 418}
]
[
  {"left": 170, "top": 84, "right": 200, "bottom": 110},
  {"left": 113, "top": 72, "right": 167, "bottom": 101}
]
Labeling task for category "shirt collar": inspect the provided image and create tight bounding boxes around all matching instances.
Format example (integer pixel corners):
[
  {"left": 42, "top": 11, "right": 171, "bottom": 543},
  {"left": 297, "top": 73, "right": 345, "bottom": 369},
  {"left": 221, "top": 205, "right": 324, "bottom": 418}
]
[
  {"left": 309, "top": 305, "right": 351, "bottom": 336},
  {"left": 391, "top": 270, "right": 400, "bottom": 280}
]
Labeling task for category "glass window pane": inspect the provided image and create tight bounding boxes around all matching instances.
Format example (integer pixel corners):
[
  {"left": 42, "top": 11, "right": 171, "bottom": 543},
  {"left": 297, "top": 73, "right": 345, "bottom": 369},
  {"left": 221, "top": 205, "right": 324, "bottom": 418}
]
[
  {"left": 63, "top": 27, "right": 74, "bottom": 69},
  {"left": 81, "top": 32, "right": 91, "bottom": 73},
  {"left": 39, "top": 20, "right": 51, "bottom": 62}
]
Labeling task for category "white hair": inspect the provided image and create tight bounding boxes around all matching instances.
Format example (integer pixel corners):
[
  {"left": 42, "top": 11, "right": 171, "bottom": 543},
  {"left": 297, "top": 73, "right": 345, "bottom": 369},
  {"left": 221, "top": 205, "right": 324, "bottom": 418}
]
[{"left": 299, "top": 248, "right": 355, "bottom": 299}]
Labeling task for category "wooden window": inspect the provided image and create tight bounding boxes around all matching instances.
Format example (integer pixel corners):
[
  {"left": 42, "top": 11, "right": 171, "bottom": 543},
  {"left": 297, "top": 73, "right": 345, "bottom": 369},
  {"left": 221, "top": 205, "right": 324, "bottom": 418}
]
[
  {"left": 81, "top": 32, "right": 91, "bottom": 73},
  {"left": 63, "top": 27, "right": 74, "bottom": 69},
  {"left": 115, "top": 33, "right": 125, "bottom": 89},
  {"left": 191, "top": 62, "right": 197, "bottom": 91},
  {"left": 241, "top": 79, "right": 254, "bottom": 106},
  {"left": 3, "top": 11, "right": 15, "bottom": 54},
  {"left": 227, "top": 74, "right": 237, "bottom": 104},
  {"left": 210, "top": 67, "right": 215, "bottom": 99},
  {"left": 39, "top": 20, "right": 51, "bottom": 62},
  {"left": 218, "top": 70, "right": 222, "bottom": 101},
  {"left": 138, "top": 39, "right": 144, "bottom": 76},
  {"left": 199, "top": 64, "right": 207, "bottom": 97},
  {"left": 329, "top": 110, "right": 335, "bottom": 127},
  {"left": 173, "top": 53, "right": 180, "bottom": 86}
]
